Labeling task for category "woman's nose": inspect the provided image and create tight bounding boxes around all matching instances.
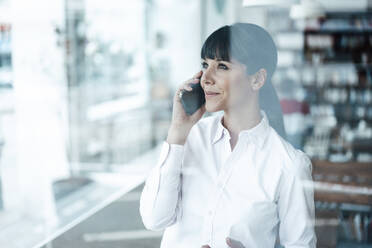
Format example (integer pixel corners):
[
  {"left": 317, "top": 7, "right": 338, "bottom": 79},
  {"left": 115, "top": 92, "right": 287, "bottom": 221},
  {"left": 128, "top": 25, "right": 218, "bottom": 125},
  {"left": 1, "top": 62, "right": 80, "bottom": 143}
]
[{"left": 201, "top": 68, "right": 215, "bottom": 85}]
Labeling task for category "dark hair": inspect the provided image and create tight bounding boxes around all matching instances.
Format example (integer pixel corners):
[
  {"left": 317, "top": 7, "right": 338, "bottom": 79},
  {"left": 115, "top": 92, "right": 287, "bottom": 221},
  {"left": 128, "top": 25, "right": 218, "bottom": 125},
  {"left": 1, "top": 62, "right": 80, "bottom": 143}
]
[
  {"left": 201, "top": 23, "right": 286, "bottom": 139},
  {"left": 201, "top": 23, "right": 278, "bottom": 80}
]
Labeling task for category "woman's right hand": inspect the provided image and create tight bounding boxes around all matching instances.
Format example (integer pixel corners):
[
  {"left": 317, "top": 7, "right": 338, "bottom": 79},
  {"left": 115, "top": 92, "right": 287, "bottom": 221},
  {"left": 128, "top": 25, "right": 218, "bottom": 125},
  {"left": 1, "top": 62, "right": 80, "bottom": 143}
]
[{"left": 167, "top": 70, "right": 206, "bottom": 145}]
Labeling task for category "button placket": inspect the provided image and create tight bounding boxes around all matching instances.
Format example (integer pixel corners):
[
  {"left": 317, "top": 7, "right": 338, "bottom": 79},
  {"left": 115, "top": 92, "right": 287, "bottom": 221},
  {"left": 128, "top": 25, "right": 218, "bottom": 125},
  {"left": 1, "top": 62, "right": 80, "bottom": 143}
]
[
  {"left": 215, "top": 142, "right": 253, "bottom": 242},
  {"left": 208, "top": 141, "right": 247, "bottom": 245},
  {"left": 215, "top": 135, "right": 232, "bottom": 190},
  {"left": 217, "top": 140, "right": 245, "bottom": 192},
  {"left": 207, "top": 134, "right": 249, "bottom": 245},
  {"left": 201, "top": 184, "right": 220, "bottom": 243}
]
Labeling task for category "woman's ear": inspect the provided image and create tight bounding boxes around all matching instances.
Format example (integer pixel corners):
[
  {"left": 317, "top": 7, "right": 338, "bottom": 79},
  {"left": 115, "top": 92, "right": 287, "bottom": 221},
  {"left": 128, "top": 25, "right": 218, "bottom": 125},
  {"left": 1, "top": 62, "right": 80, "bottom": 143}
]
[{"left": 252, "top": 69, "right": 266, "bottom": 91}]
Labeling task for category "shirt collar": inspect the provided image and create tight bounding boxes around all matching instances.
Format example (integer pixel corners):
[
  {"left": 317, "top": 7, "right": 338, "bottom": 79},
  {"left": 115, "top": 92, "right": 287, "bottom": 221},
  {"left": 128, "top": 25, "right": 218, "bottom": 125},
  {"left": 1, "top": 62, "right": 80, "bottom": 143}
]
[{"left": 212, "top": 110, "right": 270, "bottom": 148}]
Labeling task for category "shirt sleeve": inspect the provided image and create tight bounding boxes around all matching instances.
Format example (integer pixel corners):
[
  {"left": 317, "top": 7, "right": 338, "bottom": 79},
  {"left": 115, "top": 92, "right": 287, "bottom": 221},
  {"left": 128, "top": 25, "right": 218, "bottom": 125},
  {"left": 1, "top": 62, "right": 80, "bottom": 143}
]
[
  {"left": 277, "top": 152, "right": 317, "bottom": 248},
  {"left": 139, "top": 141, "right": 185, "bottom": 231}
]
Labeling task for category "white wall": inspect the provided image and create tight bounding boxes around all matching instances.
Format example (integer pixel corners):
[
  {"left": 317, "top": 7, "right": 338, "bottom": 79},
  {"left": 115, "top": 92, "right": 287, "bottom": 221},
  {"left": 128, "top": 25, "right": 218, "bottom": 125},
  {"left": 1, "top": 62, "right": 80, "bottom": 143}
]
[
  {"left": 203, "top": 0, "right": 242, "bottom": 38},
  {"left": 9, "top": 0, "right": 68, "bottom": 222},
  {"left": 203, "top": 0, "right": 269, "bottom": 36},
  {"left": 0, "top": 0, "right": 10, "bottom": 22},
  {"left": 150, "top": 0, "right": 202, "bottom": 87},
  {"left": 149, "top": 0, "right": 269, "bottom": 88}
]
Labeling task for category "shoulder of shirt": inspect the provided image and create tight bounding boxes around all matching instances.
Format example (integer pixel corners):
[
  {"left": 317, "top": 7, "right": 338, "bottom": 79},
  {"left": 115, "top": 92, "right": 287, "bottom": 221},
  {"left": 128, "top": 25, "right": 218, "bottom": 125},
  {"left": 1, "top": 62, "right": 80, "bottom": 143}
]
[{"left": 268, "top": 127, "right": 312, "bottom": 178}]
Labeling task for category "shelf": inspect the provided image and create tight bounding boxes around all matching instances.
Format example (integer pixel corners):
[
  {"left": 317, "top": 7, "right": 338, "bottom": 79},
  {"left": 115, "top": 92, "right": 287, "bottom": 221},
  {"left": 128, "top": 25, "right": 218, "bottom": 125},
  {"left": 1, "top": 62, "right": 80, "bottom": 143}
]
[
  {"left": 304, "top": 52, "right": 371, "bottom": 63},
  {"left": 337, "top": 241, "right": 372, "bottom": 248},
  {"left": 277, "top": 62, "right": 372, "bottom": 72},
  {"left": 305, "top": 29, "right": 372, "bottom": 34},
  {"left": 312, "top": 160, "right": 372, "bottom": 206},
  {"left": 340, "top": 203, "right": 372, "bottom": 213},
  {"left": 353, "top": 138, "right": 372, "bottom": 153},
  {"left": 303, "top": 12, "right": 372, "bottom": 246},
  {"left": 307, "top": 101, "right": 372, "bottom": 108},
  {"left": 325, "top": 11, "right": 372, "bottom": 17},
  {"left": 312, "top": 160, "right": 372, "bottom": 174},
  {"left": 303, "top": 84, "right": 371, "bottom": 90}
]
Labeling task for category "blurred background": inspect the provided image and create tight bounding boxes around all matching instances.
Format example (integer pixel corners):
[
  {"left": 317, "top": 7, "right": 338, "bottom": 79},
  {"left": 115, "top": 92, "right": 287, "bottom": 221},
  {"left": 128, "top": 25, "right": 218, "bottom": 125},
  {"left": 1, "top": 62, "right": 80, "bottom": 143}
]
[{"left": 0, "top": 0, "right": 371, "bottom": 247}]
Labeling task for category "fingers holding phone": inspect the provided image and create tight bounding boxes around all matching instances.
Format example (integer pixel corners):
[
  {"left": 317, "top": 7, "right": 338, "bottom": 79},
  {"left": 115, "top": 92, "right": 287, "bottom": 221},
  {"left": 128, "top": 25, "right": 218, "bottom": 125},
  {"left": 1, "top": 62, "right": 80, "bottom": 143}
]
[
  {"left": 172, "top": 70, "right": 205, "bottom": 123},
  {"left": 174, "top": 70, "right": 203, "bottom": 103},
  {"left": 180, "top": 76, "right": 205, "bottom": 116},
  {"left": 167, "top": 71, "right": 205, "bottom": 145}
]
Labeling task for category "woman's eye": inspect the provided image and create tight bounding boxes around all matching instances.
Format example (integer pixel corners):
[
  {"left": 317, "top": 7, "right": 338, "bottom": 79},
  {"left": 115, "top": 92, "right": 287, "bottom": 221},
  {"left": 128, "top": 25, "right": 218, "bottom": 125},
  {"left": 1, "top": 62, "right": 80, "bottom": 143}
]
[
  {"left": 201, "top": 62, "right": 208, "bottom": 69},
  {"left": 218, "top": 63, "right": 228, "bottom": 70}
]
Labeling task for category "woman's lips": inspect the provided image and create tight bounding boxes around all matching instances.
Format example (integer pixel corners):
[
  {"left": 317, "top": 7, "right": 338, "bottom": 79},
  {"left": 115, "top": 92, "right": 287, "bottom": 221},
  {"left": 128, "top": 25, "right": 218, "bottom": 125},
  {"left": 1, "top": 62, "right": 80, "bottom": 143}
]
[{"left": 205, "top": 92, "right": 220, "bottom": 98}]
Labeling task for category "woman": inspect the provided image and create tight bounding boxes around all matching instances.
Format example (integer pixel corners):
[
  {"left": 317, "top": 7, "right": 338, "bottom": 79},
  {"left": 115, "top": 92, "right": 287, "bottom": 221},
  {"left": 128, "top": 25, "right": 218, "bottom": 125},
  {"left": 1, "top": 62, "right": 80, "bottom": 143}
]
[{"left": 140, "top": 23, "right": 316, "bottom": 248}]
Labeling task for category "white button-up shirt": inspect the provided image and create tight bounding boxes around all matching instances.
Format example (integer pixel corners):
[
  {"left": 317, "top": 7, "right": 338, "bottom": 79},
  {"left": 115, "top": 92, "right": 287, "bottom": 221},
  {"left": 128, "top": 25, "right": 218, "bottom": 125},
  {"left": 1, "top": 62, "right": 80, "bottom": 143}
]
[{"left": 140, "top": 110, "right": 316, "bottom": 248}]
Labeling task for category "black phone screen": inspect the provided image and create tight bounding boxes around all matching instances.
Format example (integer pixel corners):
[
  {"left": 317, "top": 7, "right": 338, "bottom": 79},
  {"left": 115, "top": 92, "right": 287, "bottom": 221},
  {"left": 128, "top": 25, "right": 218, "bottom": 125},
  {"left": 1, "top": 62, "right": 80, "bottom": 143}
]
[{"left": 180, "top": 83, "right": 205, "bottom": 115}]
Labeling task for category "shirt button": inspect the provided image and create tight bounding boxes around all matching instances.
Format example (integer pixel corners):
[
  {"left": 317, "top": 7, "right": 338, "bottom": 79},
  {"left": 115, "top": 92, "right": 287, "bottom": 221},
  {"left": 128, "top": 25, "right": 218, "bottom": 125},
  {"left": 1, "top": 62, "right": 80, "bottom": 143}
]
[{"left": 208, "top": 210, "right": 212, "bottom": 215}]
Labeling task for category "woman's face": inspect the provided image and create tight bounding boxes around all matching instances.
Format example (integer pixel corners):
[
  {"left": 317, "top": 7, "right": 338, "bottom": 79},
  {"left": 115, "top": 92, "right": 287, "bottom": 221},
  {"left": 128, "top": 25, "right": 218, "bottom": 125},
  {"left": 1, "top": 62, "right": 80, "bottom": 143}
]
[{"left": 200, "top": 58, "right": 255, "bottom": 113}]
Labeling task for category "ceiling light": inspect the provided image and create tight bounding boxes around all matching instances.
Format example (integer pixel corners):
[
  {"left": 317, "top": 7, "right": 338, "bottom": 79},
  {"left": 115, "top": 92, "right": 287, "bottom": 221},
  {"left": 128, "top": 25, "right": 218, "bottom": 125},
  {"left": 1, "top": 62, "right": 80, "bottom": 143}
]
[
  {"left": 290, "top": 0, "right": 325, "bottom": 19},
  {"left": 242, "top": 0, "right": 296, "bottom": 7}
]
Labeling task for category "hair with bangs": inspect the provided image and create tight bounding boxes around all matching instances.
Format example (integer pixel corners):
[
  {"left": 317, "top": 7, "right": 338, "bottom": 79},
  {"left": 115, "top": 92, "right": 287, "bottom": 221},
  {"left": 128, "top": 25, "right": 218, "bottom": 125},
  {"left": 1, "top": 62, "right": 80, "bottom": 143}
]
[
  {"left": 201, "top": 25, "right": 231, "bottom": 62},
  {"left": 201, "top": 23, "right": 278, "bottom": 80},
  {"left": 201, "top": 23, "right": 286, "bottom": 139}
]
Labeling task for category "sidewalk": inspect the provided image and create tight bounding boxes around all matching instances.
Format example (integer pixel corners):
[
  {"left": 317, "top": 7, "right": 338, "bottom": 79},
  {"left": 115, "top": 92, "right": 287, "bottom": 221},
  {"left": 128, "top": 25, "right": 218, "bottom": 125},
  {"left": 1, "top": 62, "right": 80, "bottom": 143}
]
[{"left": 42, "top": 183, "right": 163, "bottom": 248}]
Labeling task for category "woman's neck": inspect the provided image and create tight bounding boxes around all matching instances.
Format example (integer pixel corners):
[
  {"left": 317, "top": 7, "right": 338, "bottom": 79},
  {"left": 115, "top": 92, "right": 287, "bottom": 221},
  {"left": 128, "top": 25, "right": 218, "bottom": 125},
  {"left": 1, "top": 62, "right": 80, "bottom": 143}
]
[{"left": 222, "top": 102, "right": 262, "bottom": 138}]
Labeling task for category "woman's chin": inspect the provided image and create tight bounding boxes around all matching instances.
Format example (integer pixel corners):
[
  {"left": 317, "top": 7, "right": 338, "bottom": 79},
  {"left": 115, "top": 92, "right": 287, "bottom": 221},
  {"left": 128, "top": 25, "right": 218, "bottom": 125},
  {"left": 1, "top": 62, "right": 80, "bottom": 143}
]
[{"left": 205, "top": 103, "right": 221, "bottom": 113}]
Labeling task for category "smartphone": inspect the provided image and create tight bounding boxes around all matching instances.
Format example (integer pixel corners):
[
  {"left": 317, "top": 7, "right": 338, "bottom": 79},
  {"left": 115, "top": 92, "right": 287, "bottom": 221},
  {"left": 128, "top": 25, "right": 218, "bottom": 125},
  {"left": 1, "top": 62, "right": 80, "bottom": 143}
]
[{"left": 180, "top": 82, "right": 205, "bottom": 115}]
